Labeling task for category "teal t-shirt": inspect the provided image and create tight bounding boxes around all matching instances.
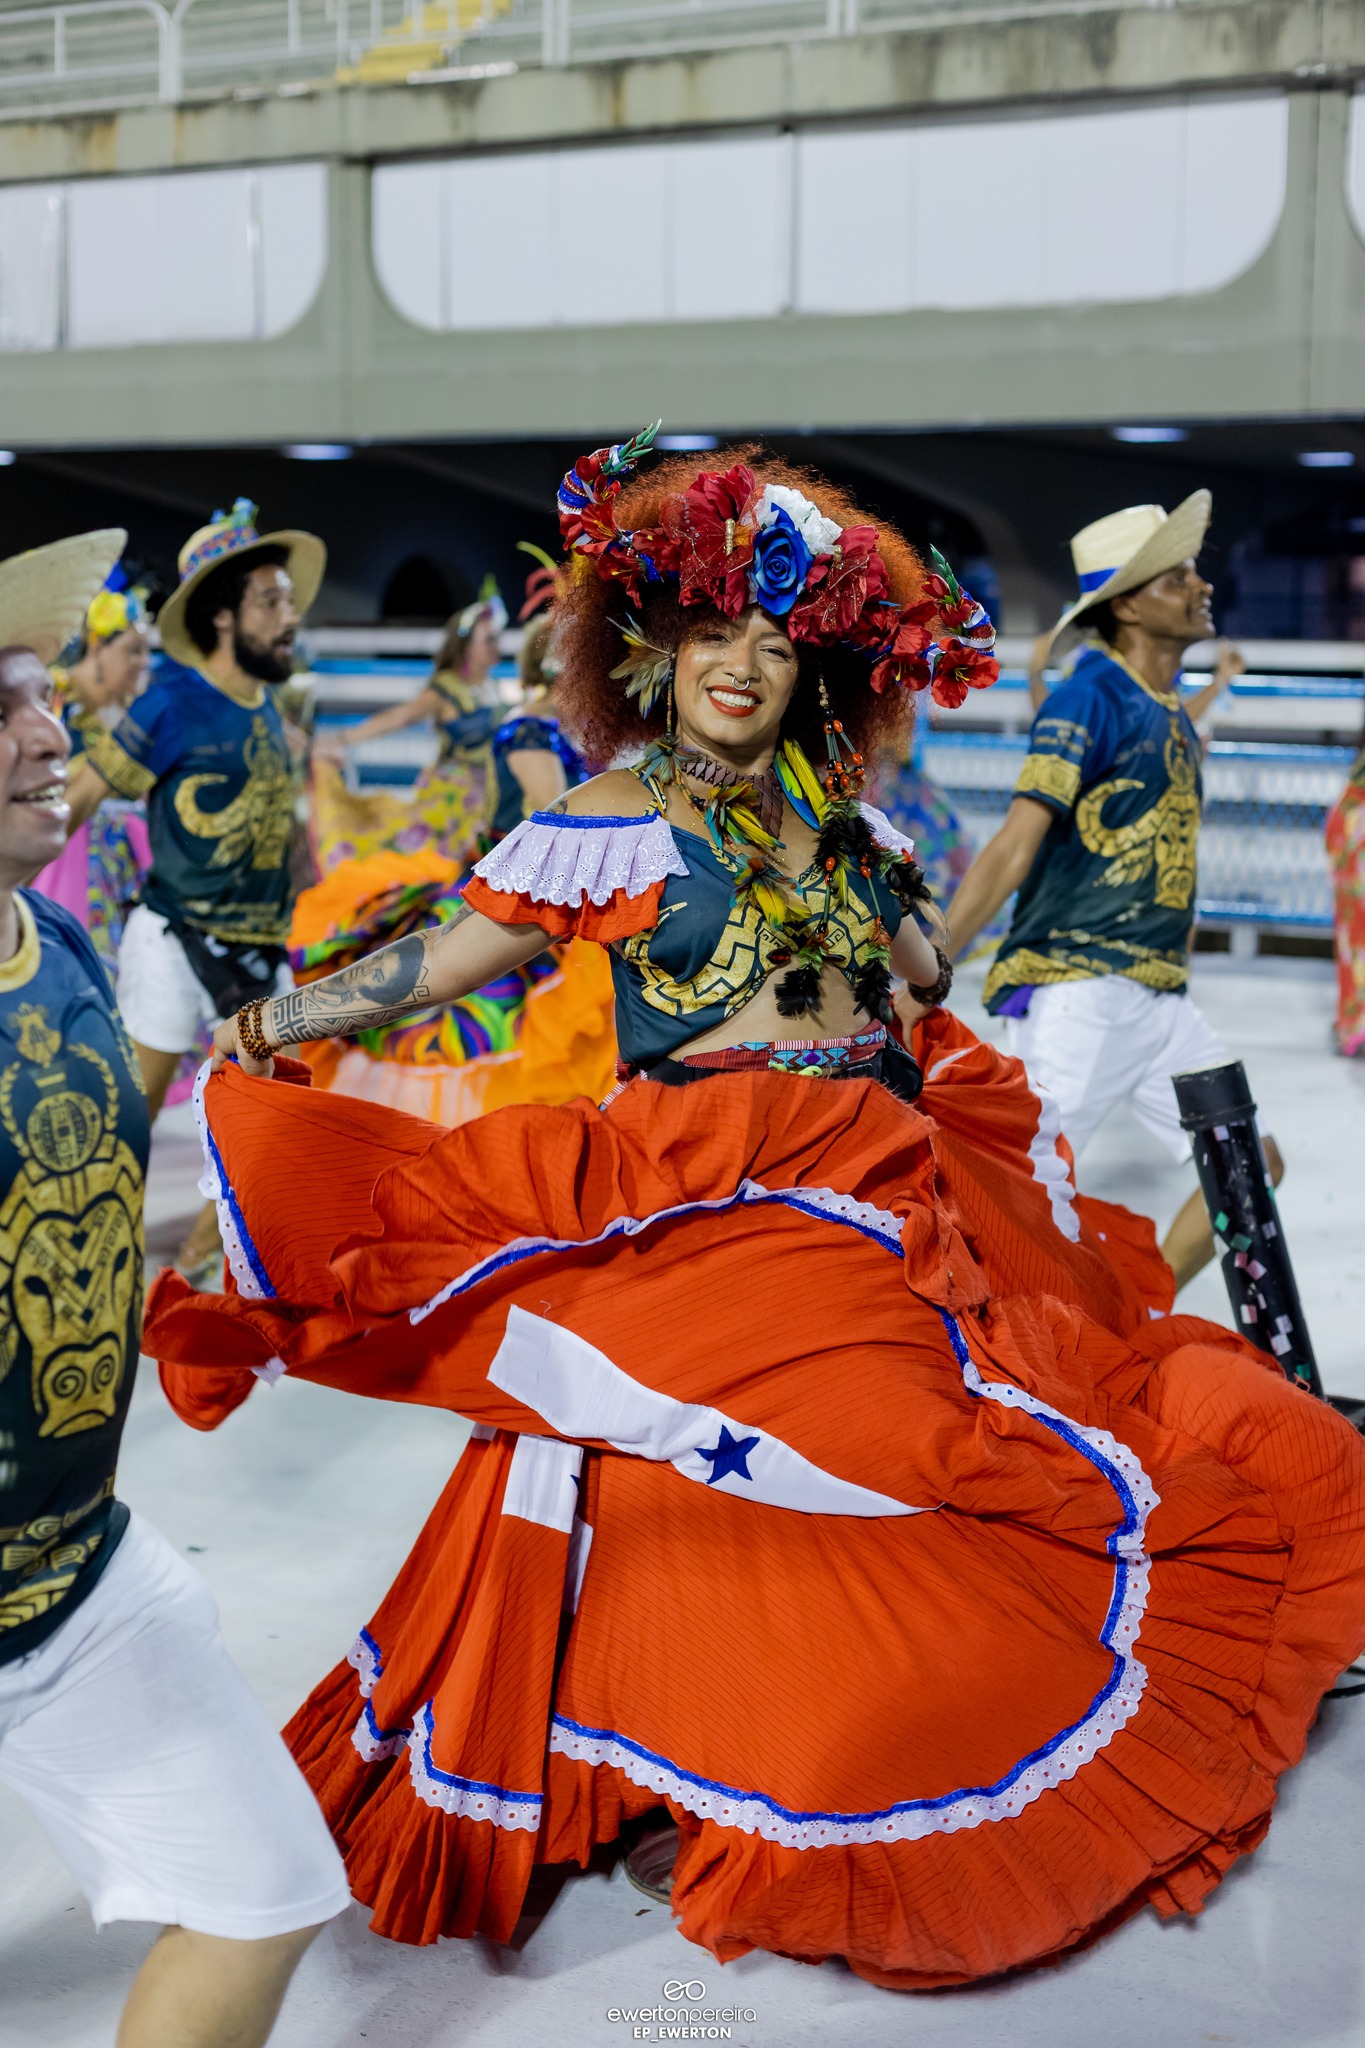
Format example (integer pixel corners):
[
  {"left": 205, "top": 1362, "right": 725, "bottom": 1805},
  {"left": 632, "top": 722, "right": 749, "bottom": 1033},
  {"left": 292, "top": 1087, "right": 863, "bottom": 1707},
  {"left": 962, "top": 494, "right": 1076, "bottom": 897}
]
[
  {"left": 983, "top": 645, "right": 1202, "bottom": 1013},
  {"left": 0, "top": 892, "right": 149, "bottom": 1662},
  {"left": 82, "top": 662, "right": 296, "bottom": 945}
]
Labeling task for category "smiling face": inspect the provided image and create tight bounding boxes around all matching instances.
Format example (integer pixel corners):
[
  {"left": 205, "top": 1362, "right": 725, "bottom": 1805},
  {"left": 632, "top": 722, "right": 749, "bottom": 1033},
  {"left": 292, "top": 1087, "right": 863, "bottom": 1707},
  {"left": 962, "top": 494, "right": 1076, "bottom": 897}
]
[
  {"left": 672, "top": 608, "right": 801, "bottom": 763},
  {"left": 1112, "top": 558, "right": 1214, "bottom": 649},
  {"left": 0, "top": 647, "right": 71, "bottom": 885}
]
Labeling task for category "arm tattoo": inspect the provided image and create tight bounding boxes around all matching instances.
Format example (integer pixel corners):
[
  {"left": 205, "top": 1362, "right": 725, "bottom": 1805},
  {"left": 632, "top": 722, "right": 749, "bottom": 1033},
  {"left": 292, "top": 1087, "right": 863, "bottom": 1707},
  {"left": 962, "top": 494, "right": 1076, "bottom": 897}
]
[{"left": 267, "top": 906, "right": 474, "bottom": 1046}]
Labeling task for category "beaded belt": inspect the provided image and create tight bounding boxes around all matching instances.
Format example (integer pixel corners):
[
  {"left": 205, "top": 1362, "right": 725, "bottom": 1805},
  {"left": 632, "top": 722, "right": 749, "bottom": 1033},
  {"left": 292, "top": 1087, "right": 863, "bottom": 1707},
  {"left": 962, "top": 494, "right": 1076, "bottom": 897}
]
[
  {"left": 678, "top": 1026, "right": 887, "bottom": 1076},
  {"left": 615, "top": 1027, "right": 888, "bottom": 1094}
]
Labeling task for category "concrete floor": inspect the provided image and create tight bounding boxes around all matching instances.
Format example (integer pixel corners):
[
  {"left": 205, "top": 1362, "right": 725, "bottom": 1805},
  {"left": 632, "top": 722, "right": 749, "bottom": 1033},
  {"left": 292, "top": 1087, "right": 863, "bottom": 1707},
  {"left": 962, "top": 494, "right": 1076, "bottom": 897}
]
[{"left": 4, "top": 955, "right": 1365, "bottom": 2048}]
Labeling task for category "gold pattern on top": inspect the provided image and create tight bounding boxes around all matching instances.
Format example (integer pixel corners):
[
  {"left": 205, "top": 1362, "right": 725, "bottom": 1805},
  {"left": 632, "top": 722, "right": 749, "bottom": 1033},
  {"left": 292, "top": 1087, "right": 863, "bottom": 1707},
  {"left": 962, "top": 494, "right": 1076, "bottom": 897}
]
[
  {"left": 80, "top": 723, "right": 157, "bottom": 801},
  {"left": 0, "top": 901, "right": 40, "bottom": 994},
  {"left": 1016, "top": 754, "right": 1082, "bottom": 808},
  {"left": 0, "top": 1525, "right": 106, "bottom": 1633},
  {"left": 13, "top": 1003, "right": 59, "bottom": 1067},
  {"left": 0, "top": 1008, "right": 143, "bottom": 1442},
  {"left": 983, "top": 941, "right": 1190, "bottom": 1006},
  {"left": 620, "top": 864, "right": 887, "bottom": 1023},
  {"left": 172, "top": 714, "right": 293, "bottom": 873},
  {"left": 1075, "top": 732, "right": 1199, "bottom": 911}
]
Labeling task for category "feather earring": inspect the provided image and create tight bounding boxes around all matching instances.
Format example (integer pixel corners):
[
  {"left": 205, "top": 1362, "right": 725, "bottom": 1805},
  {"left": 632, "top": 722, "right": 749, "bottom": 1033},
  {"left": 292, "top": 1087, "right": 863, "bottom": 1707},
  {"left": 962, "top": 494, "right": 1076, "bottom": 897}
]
[{"left": 609, "top": 616, "right": 676, "bottom": 719}]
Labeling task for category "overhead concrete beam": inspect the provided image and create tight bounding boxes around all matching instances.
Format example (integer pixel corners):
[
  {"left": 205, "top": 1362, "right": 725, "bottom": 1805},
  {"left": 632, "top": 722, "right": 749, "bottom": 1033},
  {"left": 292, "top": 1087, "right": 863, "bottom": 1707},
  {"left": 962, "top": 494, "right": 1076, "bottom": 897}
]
[
  {"left": 1, "top": 92, "right": 1360, "bottom": 454},
  {"left": 0, "top": 0, "right": 1359, "bottom": 183}
]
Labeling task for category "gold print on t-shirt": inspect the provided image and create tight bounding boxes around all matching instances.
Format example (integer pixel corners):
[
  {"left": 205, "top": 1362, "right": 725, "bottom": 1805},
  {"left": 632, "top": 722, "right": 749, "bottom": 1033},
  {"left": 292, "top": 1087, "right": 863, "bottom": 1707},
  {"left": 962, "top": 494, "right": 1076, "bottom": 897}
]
[
  {"left": 621, "top": 864, "right": 887, "bottom": 1022},
  {"left": 1074, "top": 732, "right": 1199, "bottom": 912},
  {"left": 172, "top": 714, "right": 294, "bottom": 873},
  {"left": 0, "top": 1008, "right": 143, "bottom": 1438}
]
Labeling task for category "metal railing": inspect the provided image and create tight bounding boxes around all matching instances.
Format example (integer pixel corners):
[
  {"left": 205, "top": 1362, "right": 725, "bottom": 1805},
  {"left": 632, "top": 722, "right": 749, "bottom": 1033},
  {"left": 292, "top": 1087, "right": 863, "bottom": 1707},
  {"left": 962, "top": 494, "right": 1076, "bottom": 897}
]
[
  {"left": 0, "top": 0, "right": 1208, "bottom": 117},
  {"left": 294, "top": 636, "right": 1363, "bottom": 933}
]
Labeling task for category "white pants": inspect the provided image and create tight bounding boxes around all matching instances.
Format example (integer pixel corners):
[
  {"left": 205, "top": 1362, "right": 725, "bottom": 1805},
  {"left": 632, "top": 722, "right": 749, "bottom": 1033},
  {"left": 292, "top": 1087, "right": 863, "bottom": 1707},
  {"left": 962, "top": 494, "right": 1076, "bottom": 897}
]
[
  {"left": 116, "top": 904, "right": 293, "bottom": 1056},
  {"left": 1005, "top": 975, "right": 1229, "bottom": 1165},
  {"left": 0, "top": 1513, "right": 350, "bottom": 1938}
]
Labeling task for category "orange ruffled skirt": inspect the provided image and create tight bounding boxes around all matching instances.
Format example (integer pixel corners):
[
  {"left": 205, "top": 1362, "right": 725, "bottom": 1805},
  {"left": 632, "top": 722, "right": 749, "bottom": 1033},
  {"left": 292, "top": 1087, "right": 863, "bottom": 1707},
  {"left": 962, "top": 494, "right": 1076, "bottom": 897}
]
[{"left": 145, "top": 1010, "right": 1365, "bottom": 1989}]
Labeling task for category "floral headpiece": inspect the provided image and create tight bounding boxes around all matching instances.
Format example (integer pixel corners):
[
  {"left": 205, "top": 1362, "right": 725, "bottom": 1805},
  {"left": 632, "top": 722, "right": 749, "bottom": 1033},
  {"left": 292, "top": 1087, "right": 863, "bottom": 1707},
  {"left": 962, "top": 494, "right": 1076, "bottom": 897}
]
[
  {"left": 85, "top": 565, "right": 146, "bottom": 643},
  {"left": 455, "top": 572, "right": 508, "bottom": 640},
  {"left": 557, "top": 424, "right": 998, "bottom": 710}
]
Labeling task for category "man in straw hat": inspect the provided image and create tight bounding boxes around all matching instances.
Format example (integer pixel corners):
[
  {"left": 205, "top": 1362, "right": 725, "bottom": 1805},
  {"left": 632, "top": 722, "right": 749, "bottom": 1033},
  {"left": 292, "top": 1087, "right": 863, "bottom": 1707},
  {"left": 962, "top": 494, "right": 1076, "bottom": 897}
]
[
  {"left": 945, "top": 491, "right": 1278, "bottom": 1290},
  {"left": 0, "top": 532, "right": 349, "bottom": 2045},
  {"left": 65, "top": 499, "right": 324, "bottom": 1281}
]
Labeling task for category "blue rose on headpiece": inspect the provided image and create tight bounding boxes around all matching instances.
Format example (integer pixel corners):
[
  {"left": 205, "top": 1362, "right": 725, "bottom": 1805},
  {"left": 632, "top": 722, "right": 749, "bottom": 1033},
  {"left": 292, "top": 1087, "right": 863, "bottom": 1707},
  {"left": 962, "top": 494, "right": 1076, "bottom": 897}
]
[{"left": 751, "top": 507, "right": 812, "bottom": 617}]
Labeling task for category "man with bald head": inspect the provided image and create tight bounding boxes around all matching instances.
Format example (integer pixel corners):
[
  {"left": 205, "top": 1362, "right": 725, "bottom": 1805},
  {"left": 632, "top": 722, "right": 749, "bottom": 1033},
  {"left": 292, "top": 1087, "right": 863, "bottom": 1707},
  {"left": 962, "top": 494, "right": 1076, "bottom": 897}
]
[{"left": 0, "top": 542, "right": 348, "bottom": 2046}]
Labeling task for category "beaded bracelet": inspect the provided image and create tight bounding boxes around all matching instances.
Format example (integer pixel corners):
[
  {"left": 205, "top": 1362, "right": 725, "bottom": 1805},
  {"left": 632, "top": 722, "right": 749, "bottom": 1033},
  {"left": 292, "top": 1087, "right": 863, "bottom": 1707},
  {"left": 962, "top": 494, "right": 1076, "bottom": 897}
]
[
  {"left": 237, "top": 997, "right": 276, "bottom": 1064},
  {"left": 904, "top": 946, "right": 954, "bottom": 1011}
]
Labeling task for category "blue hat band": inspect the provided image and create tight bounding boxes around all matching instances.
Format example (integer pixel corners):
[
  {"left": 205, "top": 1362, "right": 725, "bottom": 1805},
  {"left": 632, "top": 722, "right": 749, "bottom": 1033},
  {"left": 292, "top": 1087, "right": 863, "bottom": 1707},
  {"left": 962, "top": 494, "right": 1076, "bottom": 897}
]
[{"left": 1077, "top": 566, "right": 1116, "bottom": 594}]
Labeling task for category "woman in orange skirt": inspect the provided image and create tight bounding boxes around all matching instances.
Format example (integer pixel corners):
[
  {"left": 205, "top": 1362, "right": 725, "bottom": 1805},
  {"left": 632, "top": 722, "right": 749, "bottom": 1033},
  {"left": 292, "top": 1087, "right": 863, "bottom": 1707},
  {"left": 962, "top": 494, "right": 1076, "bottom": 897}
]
[{"left": 146, "top": 433, "right": 1365, "bottom": 1991}]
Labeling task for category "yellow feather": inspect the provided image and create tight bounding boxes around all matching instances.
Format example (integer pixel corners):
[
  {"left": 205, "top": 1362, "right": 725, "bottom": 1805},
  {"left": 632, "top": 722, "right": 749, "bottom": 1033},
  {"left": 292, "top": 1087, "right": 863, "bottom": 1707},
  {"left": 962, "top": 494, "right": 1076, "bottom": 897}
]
[{"left": 781, "top": 739, "right": 829, "bottom": 819}]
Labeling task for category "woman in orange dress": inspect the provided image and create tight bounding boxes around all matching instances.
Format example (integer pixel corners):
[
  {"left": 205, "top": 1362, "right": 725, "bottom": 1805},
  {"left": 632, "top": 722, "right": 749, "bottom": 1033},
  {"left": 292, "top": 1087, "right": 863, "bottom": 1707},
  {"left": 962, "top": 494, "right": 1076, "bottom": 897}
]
[{"left": 146, "top": 434, "right": 1365, "bottom": 1992}]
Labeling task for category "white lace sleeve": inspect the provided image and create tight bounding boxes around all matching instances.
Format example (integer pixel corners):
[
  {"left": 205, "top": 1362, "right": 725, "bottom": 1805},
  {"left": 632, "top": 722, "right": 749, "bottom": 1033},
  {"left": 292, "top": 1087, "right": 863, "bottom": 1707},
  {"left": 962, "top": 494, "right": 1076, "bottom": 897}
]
[
  {"left": 471, "top": 808, "right": 689, "bottom": 907},
  {"left": 860, "top": 802, "right": 916, "bottom": 865}
]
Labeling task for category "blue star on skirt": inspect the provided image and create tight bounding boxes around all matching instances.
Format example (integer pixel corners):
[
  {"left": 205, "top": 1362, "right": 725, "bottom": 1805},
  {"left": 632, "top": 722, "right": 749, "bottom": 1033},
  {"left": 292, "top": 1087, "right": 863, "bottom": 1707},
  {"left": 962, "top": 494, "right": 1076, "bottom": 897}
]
[{"left": 698, "top": 1424, "right": 760, "bottom": 1485}]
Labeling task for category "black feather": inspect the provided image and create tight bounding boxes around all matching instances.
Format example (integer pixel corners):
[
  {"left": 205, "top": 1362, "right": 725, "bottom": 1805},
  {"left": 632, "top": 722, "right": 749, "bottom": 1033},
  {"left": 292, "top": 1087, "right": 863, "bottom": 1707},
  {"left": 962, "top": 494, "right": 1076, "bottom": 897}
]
[
  {"left": 885, "top": 857, "right": 932, "bottom": 911},
  {"left": 775, "top": 964, "right": 823, "bottom": 1018},
  {"left": 853, "top": 959, "right": 893, "bottom": 1023}
]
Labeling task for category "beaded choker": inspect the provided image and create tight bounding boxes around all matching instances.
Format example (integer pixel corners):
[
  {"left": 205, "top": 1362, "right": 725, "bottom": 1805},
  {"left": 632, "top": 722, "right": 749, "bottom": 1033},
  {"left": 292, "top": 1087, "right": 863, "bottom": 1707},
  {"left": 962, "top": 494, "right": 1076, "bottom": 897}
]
[
  {"left": 675, "top": 743, "right": 784, "bottom": 839},
  {"left": 637, "top": 734, "right": 932, "bottom": 1024}
]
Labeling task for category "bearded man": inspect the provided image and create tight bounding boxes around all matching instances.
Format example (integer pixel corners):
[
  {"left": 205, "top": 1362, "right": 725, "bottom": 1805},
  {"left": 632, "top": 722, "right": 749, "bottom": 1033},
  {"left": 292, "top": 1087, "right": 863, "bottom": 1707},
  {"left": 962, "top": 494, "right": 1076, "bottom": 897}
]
[{"left": 66, "top": 501, "right": 324, "bottom": 1279}]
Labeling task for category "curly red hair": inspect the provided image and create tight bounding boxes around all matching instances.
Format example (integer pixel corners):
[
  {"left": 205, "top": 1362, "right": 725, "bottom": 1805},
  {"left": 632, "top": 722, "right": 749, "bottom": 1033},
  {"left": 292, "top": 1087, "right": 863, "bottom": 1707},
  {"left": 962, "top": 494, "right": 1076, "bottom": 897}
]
[{"left": 553, "top": 447, "right": 933, "bottom": 766}]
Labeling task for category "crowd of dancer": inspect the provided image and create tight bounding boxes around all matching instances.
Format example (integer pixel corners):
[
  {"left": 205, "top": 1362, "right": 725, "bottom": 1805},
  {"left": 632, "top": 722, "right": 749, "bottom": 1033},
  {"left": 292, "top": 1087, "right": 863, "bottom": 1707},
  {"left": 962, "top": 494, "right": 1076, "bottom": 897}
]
[{"left": 2, "top": 433, "right": 1365, "bottom": 2047}]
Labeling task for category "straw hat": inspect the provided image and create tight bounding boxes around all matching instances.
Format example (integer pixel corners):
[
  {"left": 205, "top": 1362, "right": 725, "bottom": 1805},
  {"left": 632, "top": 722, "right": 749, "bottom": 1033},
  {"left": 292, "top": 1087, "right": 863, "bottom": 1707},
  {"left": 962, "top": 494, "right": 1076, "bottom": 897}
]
[
  {"left": 157, "top": 497, "right": 325, "bottom": 668},
  {"left": 1049, "top": 490, "right": 1212, "bottom": 647},
  {"left": 0, "top": 529, "right": 127, "bottom": 666}
]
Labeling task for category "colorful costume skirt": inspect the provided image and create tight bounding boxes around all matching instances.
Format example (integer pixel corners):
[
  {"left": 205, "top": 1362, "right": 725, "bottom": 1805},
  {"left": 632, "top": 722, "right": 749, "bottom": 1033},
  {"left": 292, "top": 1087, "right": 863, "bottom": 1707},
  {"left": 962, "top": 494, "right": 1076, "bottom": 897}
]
[
  {"left": 310, "top": 757, "right": 492, "bottom": 872},
  {"left": 145, "top": 1010, "right": 1365, "bottom": 1989},
  {"left": 31, "top": 801, "right": 150, "bottom": 969},
  {"left": 871, "top": 758, "right": 973, "bottom": 908},
  {"left": 288, "top": 851, "right": 618, "bottom": 1125},
  {"left": 1326, "top": 763, "right": 1365, "bottom": 1056}
]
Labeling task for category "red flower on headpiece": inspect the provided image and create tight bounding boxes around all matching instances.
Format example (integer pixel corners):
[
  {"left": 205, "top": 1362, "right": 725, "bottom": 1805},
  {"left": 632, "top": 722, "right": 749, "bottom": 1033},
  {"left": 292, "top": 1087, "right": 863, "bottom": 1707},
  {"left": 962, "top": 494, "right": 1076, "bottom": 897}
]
[
  {"left": 930, "top": 642, "right": 1000, "bottom": 708},
  {"left": 868, "top": 608, "right": 938, "bottom": 694},
  {"left": 558, "top": 449, "right": 626, "bottom": 559},
  {"left": 661, "top": 464, "right": 759, "bottom": 616},
  {"left": 788, "top": 526, "right": 890, "bottom": 644}
]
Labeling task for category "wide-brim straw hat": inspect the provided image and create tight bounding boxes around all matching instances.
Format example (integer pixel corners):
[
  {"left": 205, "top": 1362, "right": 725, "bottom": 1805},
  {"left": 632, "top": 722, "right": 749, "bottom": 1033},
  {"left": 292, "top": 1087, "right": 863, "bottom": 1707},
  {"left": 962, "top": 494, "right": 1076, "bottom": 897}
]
[
  {"left": 0, "top": 529, "right": 127, "bottom": 667},
  {"left": 1048, "top": 489, "right": 1212, "bottom": 649},
  {"left": 157, "top": 496, "right": 325, "bottom": 668}
]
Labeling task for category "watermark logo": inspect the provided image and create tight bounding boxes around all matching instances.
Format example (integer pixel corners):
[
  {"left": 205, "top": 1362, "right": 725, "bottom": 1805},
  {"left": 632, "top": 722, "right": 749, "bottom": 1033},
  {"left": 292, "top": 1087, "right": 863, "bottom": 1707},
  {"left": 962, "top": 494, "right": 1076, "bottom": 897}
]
[{"left": 605, "top": 1979, "right": 759, "bottom": 2040}]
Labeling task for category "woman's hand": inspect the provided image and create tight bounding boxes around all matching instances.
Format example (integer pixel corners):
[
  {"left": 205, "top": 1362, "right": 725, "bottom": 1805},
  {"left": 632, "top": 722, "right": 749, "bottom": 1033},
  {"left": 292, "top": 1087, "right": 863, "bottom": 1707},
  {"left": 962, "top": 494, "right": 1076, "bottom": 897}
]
[{"left": 210, "top": 1012, "right": 274, "bottom": 1078}]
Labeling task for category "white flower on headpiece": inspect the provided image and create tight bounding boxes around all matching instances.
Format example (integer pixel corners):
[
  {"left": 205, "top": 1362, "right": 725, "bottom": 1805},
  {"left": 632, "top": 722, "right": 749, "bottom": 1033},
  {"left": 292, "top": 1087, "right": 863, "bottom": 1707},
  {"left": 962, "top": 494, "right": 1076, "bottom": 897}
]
[{"left": 755, "top": 485, "right": 842, "bottom": 558}]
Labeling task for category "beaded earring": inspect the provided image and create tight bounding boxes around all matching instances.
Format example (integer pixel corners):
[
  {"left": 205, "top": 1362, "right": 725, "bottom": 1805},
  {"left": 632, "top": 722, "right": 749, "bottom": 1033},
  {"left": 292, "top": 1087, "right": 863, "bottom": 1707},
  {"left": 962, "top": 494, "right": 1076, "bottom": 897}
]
[
  {"left": 818, "top": 673, "right": 865, "bottom": 803},
  {"left": 665, "top": 659, "right": 676, "bottom": 740}
]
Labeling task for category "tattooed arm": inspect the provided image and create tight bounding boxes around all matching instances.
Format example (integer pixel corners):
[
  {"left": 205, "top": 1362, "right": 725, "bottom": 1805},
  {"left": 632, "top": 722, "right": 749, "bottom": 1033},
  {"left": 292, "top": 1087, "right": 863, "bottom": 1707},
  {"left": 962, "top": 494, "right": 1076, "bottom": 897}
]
[
  {"left": 211, "top": 770, "right": 659, "bottom": 1076},
  {"left": 210, "top": 900, "right": 554, "bottom": 1076}
]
